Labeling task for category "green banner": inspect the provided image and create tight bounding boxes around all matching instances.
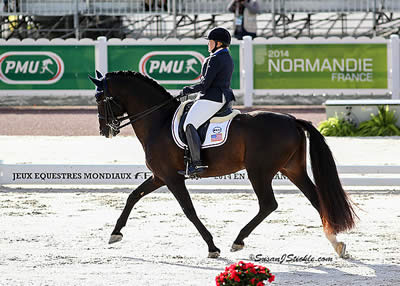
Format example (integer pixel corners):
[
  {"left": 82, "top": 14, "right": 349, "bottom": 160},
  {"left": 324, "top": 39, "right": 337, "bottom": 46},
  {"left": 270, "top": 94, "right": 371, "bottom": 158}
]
[
  {"left": 0, "top": 45, "right": 95, "bottom": 90},
  {"left": 108, "top": 45, "right": 240, "bottom": 89},
  {"left": 254, "top": 44, "right": 387, "bottom": 89}
]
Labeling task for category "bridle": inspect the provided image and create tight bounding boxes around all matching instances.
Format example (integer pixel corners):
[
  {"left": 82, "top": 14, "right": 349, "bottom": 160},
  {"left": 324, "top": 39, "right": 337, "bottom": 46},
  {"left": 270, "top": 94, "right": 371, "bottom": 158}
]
[
  {"left": 96, "top": 77, "right": 184, "bottom": 134},
  {"left": 97, "top": 95, "right": 124, "bottom": 134}
]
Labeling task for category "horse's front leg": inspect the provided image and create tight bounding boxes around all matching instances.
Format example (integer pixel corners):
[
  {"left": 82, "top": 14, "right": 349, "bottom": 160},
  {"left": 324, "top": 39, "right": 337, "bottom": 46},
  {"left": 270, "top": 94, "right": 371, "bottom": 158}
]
[
  {"left": 167, "top": 179, "right": 220, "bottom": 258},
  {"left": 109, "top": 175, "right": 164, "bottom": 244}
]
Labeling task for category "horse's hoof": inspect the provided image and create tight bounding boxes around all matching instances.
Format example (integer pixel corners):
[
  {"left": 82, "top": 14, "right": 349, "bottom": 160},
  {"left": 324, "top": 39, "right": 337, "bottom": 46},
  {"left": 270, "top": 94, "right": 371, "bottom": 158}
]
[
  {"left": 208, "top": 251, "right": 220, "bottom": 258},
  {"left": 230, "top": 243, "right": 245, "bottom": 252},
  {"left": 109, "top": 234, "right": 123, "bottom": 244},
  {"left": 335, "top": 242, "right": 348, "bottom": 259}
]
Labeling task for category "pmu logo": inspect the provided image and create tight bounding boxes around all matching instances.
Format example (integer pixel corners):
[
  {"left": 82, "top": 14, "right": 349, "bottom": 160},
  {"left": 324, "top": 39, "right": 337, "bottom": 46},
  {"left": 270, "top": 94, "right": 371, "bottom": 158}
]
[
  {"left": 139, "top": 51, "right": 204, "bottom": 84},
  {"left": 0, "top": 51, "right": 64, "bottom": 84}
]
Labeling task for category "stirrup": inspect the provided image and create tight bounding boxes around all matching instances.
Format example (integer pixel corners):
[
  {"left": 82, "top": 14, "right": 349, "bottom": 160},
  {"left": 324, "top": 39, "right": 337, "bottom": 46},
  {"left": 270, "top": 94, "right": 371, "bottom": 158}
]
[
  {"left": 191, "top": 164, "right": 208, "bottom": 174},
  {"left": 178, "top": 163, "right": 208, "bottom": 178}
]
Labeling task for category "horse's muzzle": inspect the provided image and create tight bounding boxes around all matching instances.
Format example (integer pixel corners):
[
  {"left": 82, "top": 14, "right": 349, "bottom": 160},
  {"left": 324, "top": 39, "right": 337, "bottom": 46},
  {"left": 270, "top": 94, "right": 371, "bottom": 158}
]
[{"left": 100, "top": 127, "right": 119, "bottom": 138}]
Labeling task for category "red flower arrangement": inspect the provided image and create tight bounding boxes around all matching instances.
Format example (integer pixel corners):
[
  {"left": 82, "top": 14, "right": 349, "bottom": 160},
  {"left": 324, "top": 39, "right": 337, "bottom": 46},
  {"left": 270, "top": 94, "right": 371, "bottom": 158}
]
[{"left": 216, "top": 261, "right": 275, "bottom": 285}]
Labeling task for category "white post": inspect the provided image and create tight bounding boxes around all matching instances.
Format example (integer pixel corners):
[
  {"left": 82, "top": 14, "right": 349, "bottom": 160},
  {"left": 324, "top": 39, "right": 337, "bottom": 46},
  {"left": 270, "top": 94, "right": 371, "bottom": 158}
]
[
  {"left": 172, "top": 0, "right": 177, "bottom": 38},
  {"left": 96, "top": 36, "right": 108, "bottom": 76},
  {"left": 391, "top": 34, "right": 400, "bottom": 99},
  {"left": 74, "top": 0, "right": 80, "bottom": 40},
  {"left": 242, "top": 36, "right": 253, "bottom": 107}
]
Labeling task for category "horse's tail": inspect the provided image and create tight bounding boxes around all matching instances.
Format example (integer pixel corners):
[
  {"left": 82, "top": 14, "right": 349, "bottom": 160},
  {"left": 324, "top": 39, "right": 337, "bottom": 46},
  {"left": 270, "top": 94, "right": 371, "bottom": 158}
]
[{"left": 295, "top": 119, "right": 357, "bottom": 234}]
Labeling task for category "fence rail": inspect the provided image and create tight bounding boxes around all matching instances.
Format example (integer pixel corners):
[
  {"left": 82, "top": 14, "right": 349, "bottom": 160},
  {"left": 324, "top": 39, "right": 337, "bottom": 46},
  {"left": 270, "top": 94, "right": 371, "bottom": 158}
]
[
  {"left": 1, "top": 0, "right": 400, "bottom": 16},
  {"left": 0, "top": 36, "right": 399, "bottom": 100}
]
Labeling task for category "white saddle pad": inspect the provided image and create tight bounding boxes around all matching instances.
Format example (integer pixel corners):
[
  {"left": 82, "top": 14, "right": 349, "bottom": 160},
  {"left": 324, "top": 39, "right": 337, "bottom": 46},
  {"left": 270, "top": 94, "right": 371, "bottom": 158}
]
[{"left": 171, "top": 100, "right": 240, "bottom": 149}]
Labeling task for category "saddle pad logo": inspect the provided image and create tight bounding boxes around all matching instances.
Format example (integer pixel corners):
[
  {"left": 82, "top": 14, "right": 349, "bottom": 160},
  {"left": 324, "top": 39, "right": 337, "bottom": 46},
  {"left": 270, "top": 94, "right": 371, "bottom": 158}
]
[
  {"left": 211, "top": 133, "right": 223, "bottom": 142},
  {"left": 139, "top": 51, "right": 204, "bottom": 84},
  {"left": 213, "top": 127, "right": 222, "bottom": 133},
  {"left": 0, "top": 51, "right": 64, "bottom": 84}
]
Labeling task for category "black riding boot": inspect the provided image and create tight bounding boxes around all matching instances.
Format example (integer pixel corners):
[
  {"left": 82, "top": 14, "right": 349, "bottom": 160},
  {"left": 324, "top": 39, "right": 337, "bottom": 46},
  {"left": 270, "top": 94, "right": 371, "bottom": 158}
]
[{"left": 179, "top": 124, "right": 208, "bottom": 177}]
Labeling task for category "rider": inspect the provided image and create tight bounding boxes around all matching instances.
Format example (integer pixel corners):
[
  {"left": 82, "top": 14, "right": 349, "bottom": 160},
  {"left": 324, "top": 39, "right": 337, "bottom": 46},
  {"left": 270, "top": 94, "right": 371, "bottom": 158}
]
[{"left": 179, "top": 27, "right": 235, "bottom": 176}]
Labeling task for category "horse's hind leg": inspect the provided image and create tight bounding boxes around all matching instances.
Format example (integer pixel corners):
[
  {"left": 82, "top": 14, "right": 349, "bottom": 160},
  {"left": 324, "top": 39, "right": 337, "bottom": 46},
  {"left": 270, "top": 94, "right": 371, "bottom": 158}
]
[
  {"left": 281, "top": 136, "right": 348, "bottom": 258},
  {"left": 231, "top": 168, "right": 277, "bottom": 251},
  {"left": 283, "top": 168, "right": 348, "bottom": 258}
]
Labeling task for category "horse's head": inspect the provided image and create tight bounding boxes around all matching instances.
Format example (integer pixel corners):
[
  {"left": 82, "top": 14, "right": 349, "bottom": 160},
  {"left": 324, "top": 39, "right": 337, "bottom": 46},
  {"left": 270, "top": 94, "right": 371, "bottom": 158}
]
[
  {"left": 89, "top": 70, "right": 126, "bottom": 138},
  {"left": 90, "top": 70, "right": 177, "bottom": 138}
]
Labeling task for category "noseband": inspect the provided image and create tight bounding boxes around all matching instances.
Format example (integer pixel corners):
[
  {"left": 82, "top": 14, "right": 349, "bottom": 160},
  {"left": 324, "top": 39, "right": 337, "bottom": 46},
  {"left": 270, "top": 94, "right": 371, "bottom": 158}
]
[
  {"left": 97, "top": 95, "right": 124, "bottom": 134},
  {"left": 97, "top": 77, "right": 184, "bottom": 133}
]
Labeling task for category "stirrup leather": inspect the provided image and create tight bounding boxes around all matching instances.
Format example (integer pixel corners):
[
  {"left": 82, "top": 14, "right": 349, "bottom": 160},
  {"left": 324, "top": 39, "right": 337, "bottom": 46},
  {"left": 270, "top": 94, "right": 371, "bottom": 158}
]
[{"left": 178, "top": 147, "right": 208, "bottom": 178}]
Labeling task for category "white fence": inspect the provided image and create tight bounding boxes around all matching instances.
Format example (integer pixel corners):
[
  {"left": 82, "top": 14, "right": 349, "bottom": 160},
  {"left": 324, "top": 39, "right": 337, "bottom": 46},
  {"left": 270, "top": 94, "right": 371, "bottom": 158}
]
[
  {"left": 95, "top": 35, "right": 400, "bottom": 106},
  {"left": 1, "top": 163, "right": 399, "bottom": 187},
  {"left": 1, "top": 35, "right": 400, "bottom": 104}
]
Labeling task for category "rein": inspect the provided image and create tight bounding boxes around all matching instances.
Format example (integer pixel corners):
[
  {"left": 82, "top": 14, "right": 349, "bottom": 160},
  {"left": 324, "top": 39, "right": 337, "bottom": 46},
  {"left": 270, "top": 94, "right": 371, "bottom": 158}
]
[{"left": 98, "top": 77, "right": 185, "bottom": 132}]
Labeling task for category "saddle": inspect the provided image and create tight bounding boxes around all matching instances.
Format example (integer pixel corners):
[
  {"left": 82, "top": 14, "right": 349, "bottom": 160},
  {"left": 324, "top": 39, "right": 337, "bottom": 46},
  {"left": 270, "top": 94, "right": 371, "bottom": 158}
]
[{"left": 171, "top": 100, "right": 240, "bottom": 149}]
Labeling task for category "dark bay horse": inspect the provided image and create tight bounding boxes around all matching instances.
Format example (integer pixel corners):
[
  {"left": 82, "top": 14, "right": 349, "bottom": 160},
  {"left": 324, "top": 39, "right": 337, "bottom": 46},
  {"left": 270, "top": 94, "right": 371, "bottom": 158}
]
[{"left": 89, "top": 71, "right": 357, "bottom": 258}]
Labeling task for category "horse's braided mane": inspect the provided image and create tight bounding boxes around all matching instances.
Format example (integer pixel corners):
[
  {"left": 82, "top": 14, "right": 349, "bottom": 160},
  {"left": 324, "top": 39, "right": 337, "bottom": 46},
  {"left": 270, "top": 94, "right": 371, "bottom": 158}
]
[{"left": 106, "top": 70, "right": 172, "bottom": 97}]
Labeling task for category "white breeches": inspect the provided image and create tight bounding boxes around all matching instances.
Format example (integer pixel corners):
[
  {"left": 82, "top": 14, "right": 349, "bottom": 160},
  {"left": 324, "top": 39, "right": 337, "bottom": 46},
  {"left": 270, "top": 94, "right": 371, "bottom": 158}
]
[{"left": 183, "top": 97, "right": 226, "bottom": 130}]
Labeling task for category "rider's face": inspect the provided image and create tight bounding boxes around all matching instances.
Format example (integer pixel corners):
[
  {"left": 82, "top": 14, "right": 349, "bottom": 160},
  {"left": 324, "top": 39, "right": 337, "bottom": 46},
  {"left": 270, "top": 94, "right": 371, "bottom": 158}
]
[{"left": 208, "top": 40, "right": 216, "bottom": 53}]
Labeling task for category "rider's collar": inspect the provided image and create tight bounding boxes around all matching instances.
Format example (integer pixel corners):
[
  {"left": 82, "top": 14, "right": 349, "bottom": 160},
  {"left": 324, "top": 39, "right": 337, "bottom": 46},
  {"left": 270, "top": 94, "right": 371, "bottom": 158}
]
[{"left": 211, "top": 48, "right": 228, "bottom": 55}]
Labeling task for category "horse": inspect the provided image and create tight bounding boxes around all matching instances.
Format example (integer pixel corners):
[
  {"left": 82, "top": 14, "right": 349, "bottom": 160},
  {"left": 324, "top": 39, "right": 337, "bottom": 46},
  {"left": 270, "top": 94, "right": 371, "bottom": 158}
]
[{"left": 89, "top": 70, "right": 357, "bottom": 259}]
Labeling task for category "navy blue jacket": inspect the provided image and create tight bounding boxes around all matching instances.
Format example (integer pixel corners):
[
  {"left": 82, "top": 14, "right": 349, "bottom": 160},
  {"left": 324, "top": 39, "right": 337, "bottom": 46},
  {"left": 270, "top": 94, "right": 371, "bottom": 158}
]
[{"left": 182, "top": 48, "right": 235, "bottom": 103}]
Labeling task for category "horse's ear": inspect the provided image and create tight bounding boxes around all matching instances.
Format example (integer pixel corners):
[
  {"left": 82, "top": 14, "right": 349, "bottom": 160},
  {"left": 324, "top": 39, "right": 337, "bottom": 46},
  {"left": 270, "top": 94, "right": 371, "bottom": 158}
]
[
  {"left": 96, "top": 70, "right": 103, "bottom": 79},
  {"left": 88, "top": 75, "right": 103, "bottom": 87}
]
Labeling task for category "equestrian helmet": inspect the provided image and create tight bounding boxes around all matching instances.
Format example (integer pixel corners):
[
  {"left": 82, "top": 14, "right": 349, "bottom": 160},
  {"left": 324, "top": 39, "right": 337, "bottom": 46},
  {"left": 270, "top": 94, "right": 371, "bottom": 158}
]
[{"left": 205, "top": 27, "right": 231, "bottom": 46}]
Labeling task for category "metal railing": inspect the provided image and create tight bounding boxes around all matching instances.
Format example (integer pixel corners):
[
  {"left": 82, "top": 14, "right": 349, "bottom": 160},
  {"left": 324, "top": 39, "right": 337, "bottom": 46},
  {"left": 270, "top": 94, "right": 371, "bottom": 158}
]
[
  {"left": 1, "top": 1, "right": 399, "bottom": 39},
  {"left": 263, "top": 0, "right": 400, "bottom": 13},
  {"left": 85, "top": 0, "right": 171, "bottom": 16},
  {"left": 1, "top": 0, "right": 400, "bottom": 16}
]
